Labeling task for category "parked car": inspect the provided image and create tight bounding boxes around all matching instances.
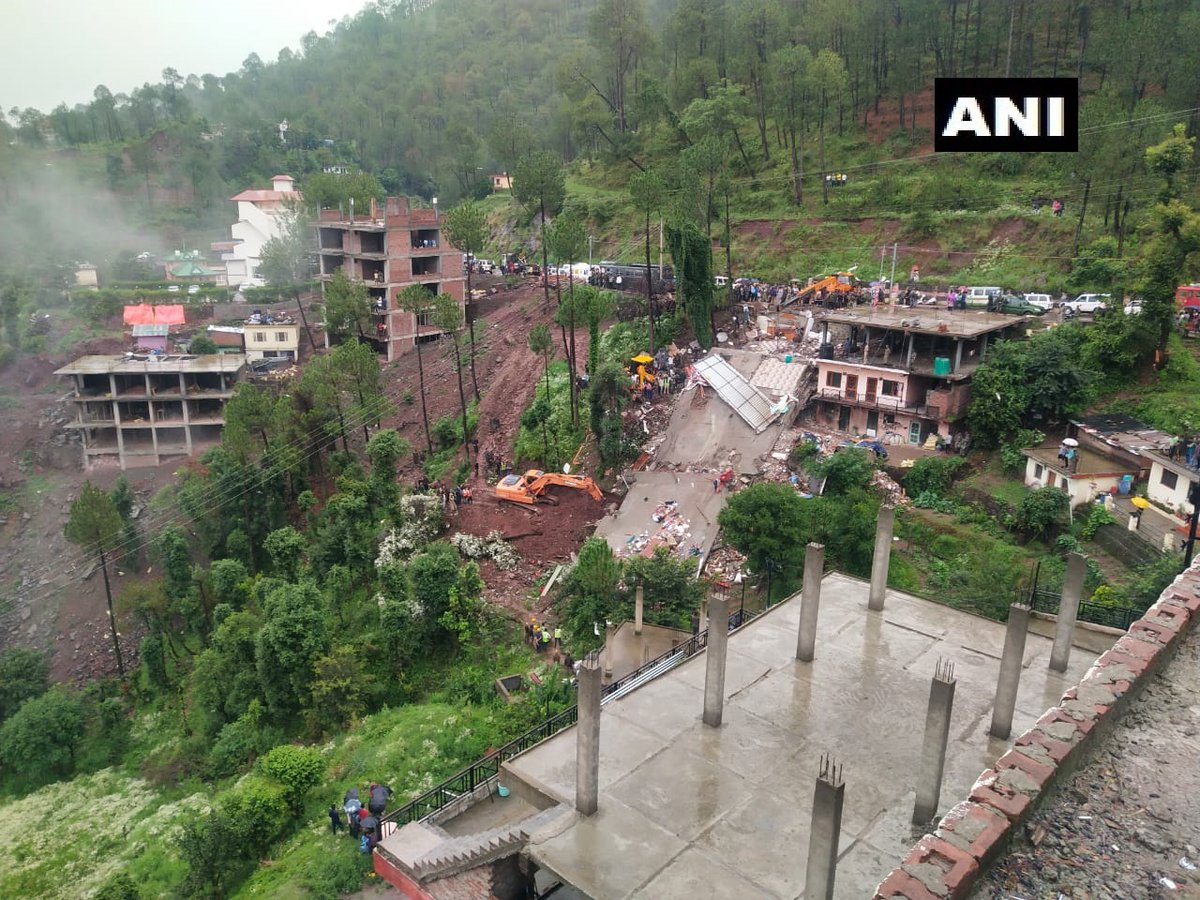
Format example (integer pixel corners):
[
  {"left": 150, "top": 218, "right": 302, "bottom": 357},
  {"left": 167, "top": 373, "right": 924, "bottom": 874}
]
[
  {"left": 1063, "top": 293, "right": 1110, "bottom": 314},
  {"left": 167, "top": 284, "right": 181, "bottom": 293},
  {"left": 1022, "top": 293, "right": 1054, "bottom": 311},
  {"left": 1124, "top": 299, "right": 1143, "bottom": 315},
  {"left": 187, "top": 284, "right": 200, "bottom": 295},
  {"left": 1001, "top": 295, "right": 1047, "bottom": 315}
]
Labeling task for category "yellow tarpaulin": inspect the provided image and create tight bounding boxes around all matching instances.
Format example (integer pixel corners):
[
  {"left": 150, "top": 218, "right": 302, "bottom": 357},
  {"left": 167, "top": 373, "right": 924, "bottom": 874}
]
[{"left": 631, "top": 353, "right": 654, "bottom": 364}]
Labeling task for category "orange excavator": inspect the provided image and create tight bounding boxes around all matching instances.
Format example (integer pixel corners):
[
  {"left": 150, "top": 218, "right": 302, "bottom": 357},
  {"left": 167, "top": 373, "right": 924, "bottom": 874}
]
[
  {"left": 783, "top": 268, "right": 862, "bottom": 307},
  {"left": 495, "top": 470, "right": 604, "bottom": 506}
]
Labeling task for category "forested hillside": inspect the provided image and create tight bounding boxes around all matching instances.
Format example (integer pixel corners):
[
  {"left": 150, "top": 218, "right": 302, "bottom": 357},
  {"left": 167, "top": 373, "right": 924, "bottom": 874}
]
[{"left": 5, "top": 0, "right": 1199, "bottom": 221}]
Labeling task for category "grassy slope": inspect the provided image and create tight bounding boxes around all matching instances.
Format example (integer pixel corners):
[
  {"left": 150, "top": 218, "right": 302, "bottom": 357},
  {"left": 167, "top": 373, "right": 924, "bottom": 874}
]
[{"left": 0, "top": 641, "right": 543, "bottom": 898}]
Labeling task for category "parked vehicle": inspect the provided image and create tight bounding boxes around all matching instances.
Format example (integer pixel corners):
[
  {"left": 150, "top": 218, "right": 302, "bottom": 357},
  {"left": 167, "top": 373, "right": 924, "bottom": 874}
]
[
  {"left": 1001, "top": 295, "right": 1047, "bottom": 315},
  {"left": 1124, "top": 299, "right": 1143, "bottom": 315},
  {"left": 1022, "top": 293, "right": 1054, "bottom": 311},
  {"left": 1062, "top": 293, "right": 1110, "bottom": 314},
  {"left": 167, "top": 284, "right": 181, "bottom": 293},
  {"left": 187, "top": 284, "right": 201, "bottom": 295},
  {"left": 963, "top": 286, "right": 1003, "bottom": 308}
]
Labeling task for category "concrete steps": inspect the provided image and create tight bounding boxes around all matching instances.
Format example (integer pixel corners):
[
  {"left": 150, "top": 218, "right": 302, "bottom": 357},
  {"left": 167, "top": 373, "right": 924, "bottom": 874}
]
[{"left": 405, "top": 804, "right": 570, "bottom": 882}]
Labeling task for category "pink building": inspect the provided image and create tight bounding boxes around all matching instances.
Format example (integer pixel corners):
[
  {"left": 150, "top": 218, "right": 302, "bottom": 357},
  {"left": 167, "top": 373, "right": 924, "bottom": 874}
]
[
  {"left": 316, "top": 197, "right": 466, "bottom": 361},
  {"left": 808, "top": 307, "right": 1029, "bottom": 445}
]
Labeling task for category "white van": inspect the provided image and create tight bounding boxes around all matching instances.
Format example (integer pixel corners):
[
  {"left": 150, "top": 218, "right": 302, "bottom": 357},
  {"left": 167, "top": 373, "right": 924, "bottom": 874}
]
[
  {"left": 963, "top": 286, "right": 1003, "bottom": 308},
  {"left": 1023, "top": 293, "right": 1053, "bottom": 311},
  {"left": 714, "top": 275, "right": 729, "bottom": 287}
]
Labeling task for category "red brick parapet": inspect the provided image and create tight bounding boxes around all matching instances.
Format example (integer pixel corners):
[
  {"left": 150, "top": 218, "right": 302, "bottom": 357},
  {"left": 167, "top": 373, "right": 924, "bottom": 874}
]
[{"left": 873, "top": 563, "right": 1200, "bottom": 899}]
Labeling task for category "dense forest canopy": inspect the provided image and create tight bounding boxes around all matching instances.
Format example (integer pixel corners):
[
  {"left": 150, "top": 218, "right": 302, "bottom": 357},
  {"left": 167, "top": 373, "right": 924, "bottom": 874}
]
[{"left": 4, "top": 0, "right": 1199, "bottom": 215}]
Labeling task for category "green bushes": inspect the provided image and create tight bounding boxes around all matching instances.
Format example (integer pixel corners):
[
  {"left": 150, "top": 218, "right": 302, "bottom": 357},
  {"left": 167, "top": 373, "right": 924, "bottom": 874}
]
[
  {"left": 904, "top": 456, "right": 966, "bottom": 499},
  {"left": 259, "top": 744, "right": 326, "bottom": 812}
]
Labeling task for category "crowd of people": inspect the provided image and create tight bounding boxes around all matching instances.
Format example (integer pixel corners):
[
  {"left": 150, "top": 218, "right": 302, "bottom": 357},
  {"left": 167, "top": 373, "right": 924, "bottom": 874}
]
[{"left": 330, "top": 782, "right": 395, "bottom": 854}]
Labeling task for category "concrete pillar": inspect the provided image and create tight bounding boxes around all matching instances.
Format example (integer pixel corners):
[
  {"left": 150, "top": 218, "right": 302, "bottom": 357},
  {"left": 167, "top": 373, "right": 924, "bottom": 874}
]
[
  {"left": 603, "top": 623, "right": 614, "bottom": 679},
  {"left": 913, "top": 660, "right": 957, "bottom": 825},
  {"left": 1050, "top": 552, "right": 1086, "bottom": 673},
  {"left": 990, "top": 604, "right": 1031, "bottom": 740},
  {"left": 634, "top": 585, "right": 644, "bottom": 635},
  {"left": 702, "top": 593, "right": 730, "bottom": 728},
  {"left": 954, "top": 338, "right": 963, "bottom": 373},
  {"left": 796, "top": 543, "right": 825, "bottom": 662},
  {"left": 868, "top": 505, "right": 895, "bottom": 611},
  {"left": 575, "top": 652, "right": 601, "bottom": 816},
  {"left": 805, "top": 755, "right": 845, "bottom": 900}
]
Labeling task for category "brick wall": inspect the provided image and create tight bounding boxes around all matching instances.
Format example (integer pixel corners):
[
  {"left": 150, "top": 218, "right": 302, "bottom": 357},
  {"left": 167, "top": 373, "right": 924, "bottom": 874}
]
[{"left": 873, "top": 565, "right": 1200, "bottom": 900}]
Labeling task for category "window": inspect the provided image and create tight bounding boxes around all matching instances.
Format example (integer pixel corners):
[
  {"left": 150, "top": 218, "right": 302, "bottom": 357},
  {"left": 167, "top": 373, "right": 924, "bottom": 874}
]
[
  {"left": 1160, "top": 469, "right": 1179, "bottom": 490},
  {"left": 253, "top": 331, "right": 266, "bottom": 342},
  {"left": 1047, "top": 472, "right": 1055, "bottom": 487},
  {"left": 883, "top": 414, "right": 895, "bottom": 425},
  {"left": 275, "top": 331, "right": 288, "bottom": 342},
  {"left": 881, "top": 380, "right": 901, "bottom": 397},
  {"left": 417, "top": 310, "right": 434, "bottom": 327},
  {"left": 825, "top": 371, "right": 842, "bottom": 388},
  {"left": 1034, "top": 464, "right": 1044, "bottom": 479}
]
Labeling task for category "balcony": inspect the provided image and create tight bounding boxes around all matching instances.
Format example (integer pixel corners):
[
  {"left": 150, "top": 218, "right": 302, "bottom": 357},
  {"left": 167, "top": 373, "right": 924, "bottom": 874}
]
[{"left": 815, "top": 386, "right": 941, "bottom": 420}]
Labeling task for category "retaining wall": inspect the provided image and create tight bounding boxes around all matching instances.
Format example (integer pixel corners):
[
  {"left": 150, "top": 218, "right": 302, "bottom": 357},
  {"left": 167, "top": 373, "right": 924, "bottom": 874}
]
[{"left": 873, "top": 564, "right": 1200, "bottom": 899}]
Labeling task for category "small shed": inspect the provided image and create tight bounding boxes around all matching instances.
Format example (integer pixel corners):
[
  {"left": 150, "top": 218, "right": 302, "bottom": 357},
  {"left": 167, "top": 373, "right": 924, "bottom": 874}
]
[
  {"left": 131, "top": 324, "right": 170, "bottom": 353},
  {"left": 207, "top": 326, "right": 245, "bottom": 353}
]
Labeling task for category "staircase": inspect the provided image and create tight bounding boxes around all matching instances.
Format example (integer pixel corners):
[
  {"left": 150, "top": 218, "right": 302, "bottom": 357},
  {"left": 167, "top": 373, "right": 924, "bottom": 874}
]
[{"left": 382, "top": 804, "right": 571, "bottom": 884}]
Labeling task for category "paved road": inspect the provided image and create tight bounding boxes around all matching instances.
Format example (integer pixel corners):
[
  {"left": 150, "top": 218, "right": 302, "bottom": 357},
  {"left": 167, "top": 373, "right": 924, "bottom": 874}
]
[{"left": 972, "top": 625, "right": 1200, "bottom": 899}]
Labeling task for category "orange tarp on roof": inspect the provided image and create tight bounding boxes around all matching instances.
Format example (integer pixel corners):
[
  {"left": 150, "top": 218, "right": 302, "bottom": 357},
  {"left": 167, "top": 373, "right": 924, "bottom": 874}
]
[
  {"left": 123, "top": 304, "right": 154, "bottom": 325},
  {"left": 154, "top": 305, "right": 186, "bottom": 325},
  {"left": 123, "top": 304, "right": 186, "bottom": 326}
]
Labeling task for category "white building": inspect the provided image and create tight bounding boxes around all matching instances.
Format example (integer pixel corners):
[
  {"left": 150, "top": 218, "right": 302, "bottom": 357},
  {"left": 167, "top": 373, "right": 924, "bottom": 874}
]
[
  {"left": 1144, "top": 451, "right": 1199, "bottom": 519},
  {"left": 215, "top": 175, "right": 301, "bottom": 287}
]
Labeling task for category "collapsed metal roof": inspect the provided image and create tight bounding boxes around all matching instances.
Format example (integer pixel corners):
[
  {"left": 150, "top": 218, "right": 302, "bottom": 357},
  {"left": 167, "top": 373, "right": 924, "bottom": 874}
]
[{"left": 692, "top": 353, "right": 781, "bottom": 434}]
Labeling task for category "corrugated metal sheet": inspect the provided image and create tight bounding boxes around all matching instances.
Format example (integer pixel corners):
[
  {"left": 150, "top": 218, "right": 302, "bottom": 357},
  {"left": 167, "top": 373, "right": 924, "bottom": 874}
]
[
  {"left": 692, "top": 354, "right": 780, "bottom": 434},
  {"left": 131, "top": 324, "right": 170, "bottom": 336}
]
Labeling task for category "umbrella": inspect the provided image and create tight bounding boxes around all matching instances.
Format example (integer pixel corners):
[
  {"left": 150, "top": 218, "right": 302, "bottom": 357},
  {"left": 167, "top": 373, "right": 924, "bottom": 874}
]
[
  {"left": 1130, "top": 497, "right": 1150, "bottom": 509},
  {"left": 361, "top": 815, "right": 379, "bottom": 833},
  {"left": 1062, "top": 438, "right": 1079, "bottom": 447}
]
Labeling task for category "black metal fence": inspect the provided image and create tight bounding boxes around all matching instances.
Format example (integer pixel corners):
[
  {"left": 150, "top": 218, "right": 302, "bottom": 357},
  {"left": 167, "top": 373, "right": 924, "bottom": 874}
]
[
  {"left": 380, "top": 606, "right": 765, "bottom": 830},
  {"left": 1028, "top": 587, "right": 1141, "bottom": 631}
]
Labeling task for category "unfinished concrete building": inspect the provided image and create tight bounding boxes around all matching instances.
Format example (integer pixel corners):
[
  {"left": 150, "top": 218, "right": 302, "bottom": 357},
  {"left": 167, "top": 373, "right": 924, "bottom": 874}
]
[
  {"left": 55, "top": 354, "right": 247, "bottom": 469},
  {"left": 808, "top": 307, "right": 1030, "bottom": 446},
  {"left": 315, "top": 196, "right": 466, "bottom": 361}
]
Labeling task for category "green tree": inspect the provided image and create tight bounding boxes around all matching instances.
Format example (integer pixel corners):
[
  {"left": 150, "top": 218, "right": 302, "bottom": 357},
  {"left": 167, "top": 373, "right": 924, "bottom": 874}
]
[
  {"left": 628, "top": 171, "right": 666, "bottom": 352},
  {"left": 259, "top": 199, "right": 318, "bottom": 349},
  {"left": 1013, "top": 487, "right": 1070, "bottom": 542},
  {"left": 718, "top": 483, "right": 807, "bottom": 588},
  {"left": 264, "top": 526, "right": 307, "bottom": 581},
  {"left": 259, "top": 743, "right": 325, "bottom": 812},
  {"left": 366, "top": 428, "right": 409, "bottom": 511},
  {"left": 176, "top": 809, "right": 242, "bottom": 899},
  {"left": 589, "top": 360, "right": 629, "bottom": 470},
  {"left": 323, "top": 270, "right": 372, "bottom": 342},
  {"left": 255, "top": 582, "right": 329, "bottom": 719},
  {"left": 65, "top": 482, "right": 126, "bottom": 676},
  {"left": 330, "top": 337, "right": 391, "bottom": 445},
  {"left": 301, "top": 170, "right": 384, "bottom": 214},
  {"left": 1145, "top": 123, "right": 1195, "bottom": 202},
  {"left": 409, "top": 541, "right": 463, "bottom": 642},
  {"left": 442, "top": 201, "right": 488, "bottom": 399},
  {"left": 587, "top": 0, "right": 651, "bottom": 132},
  {"left": 558, "top": 537, "right": 622, "bottom": 650},
  {"left": 94, "top": 872, "right": 141, "bottom": 900},
  {"left": 623, "top": 547, "right": 706, "bottom": 629},
  {"left": 512, "top": 151, "right": 566, "bottom": 310},
  {"left": 397, "top": 284, "right": 436, "bottom": 454},
  {"left": 433, "top": 293, "right": 473, "bottom": 467},
  {"left": 547, "top": 211, "right": 588, "bottom": 426},
  {"left": 809, "top": 49, "right": 848, "bottom": 204},
  {"left": 0, "top": 686, "right": 85, "bottom": 783},
  {"left": 771, "top": 43, "right": 811, "bottom": 204},
  {"left": 0, "top": 647, "right": 49, "bottom": 723},
  {"left": 189, "top": 335, "right": 219, "bottom": 354},
  {"left": 308, "top": 644, "right": 371, "bottom": 733},
  {"left": 528, "top": 322, "right": 554, "bottom": 402},
  {"left": 812, "top": 449, "right": 876, "bottom": 496}
]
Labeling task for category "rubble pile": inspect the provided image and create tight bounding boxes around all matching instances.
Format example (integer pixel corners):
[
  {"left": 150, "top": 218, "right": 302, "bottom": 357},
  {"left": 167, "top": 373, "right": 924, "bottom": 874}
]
[
  {"left": 870, "top": 469, "right": 910, "bottom": 505},
  {"left": 618, "top": 500, "right": 702, "bottom": 561},
  {"left": 705, "top": 545, "right": 748, "bottom": 580}
]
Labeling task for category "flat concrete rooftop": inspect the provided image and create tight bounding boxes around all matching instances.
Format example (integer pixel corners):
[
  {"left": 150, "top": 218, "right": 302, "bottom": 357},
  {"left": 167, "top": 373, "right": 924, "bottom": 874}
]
[
  {"left": 55, "top": 354, "right": 247, "bottom": 375},
  {"left": 817, "top": 307, "right": 1027, "bottom": 339},
  {"left": 512, "top": 573, "right": 1102, "bottom": 899}
]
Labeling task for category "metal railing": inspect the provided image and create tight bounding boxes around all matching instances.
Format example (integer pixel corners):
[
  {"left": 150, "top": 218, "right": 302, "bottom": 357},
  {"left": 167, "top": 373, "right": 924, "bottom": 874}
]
[
  {"left": 1027, "top": 587, "right": 1141, "bottom": 631},
  {"left": 814, "top": 387, "right": 941, "bottom": 420},
  {"left": 379, "top": 606, "right": 766, "bottom": 829}
]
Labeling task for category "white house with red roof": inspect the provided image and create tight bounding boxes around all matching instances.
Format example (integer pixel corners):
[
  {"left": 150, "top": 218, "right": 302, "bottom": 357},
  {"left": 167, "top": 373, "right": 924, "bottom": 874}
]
[{"left": 214, "top": 175, "right": 300, "bottom": 287}]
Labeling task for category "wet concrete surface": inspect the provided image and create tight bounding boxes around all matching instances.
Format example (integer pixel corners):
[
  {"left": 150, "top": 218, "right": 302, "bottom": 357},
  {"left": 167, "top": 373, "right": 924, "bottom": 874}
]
[
  {"left": 513, "top": 573, "right": 1105, "bottom": 899},
  {"left": 593, "top": 470, "right": 727, "bottom": 561}
]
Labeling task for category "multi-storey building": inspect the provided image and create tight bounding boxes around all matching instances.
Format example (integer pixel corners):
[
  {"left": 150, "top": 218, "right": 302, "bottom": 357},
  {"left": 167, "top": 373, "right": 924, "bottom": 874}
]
[
  {"left": 808, "top": 307, "right": 1028, "bottom": 446},
  {"left": 215, "top": 174, "right": 301, "bottom": 286},
  {"left": 55, "top": 353, "right": 246, "bottom": 470},
  {"left": 316, "top": 196, "right": 466, "bottom": 361}
]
